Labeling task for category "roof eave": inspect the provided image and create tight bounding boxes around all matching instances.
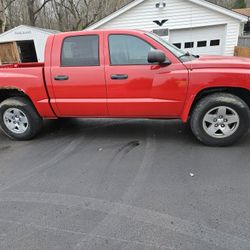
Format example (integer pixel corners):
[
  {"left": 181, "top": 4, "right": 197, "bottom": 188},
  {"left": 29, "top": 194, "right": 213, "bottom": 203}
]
[
  {"left": 189, "top": 0, "right": 248, "bottom": 22},
  {"left": 86, "top": 0, "right": 248, "bottom": 30},
  {"left": 0, "top": 25, "right": 60, "bottom": 38}
]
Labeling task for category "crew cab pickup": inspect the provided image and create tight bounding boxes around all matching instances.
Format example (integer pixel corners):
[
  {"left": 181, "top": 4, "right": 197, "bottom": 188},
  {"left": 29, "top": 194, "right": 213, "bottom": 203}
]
[{"left": 0, "top": 29, "right": 250, "bottom": 146}]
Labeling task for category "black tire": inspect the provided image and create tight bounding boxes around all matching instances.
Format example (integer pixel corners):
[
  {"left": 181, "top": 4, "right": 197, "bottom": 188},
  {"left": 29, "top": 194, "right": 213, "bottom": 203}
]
[
  {"left": 190, "top": 93, "right": 250, "bottom": 146},
  {"left": 0, "top": 97, "right": 42, "bottom": 140}
]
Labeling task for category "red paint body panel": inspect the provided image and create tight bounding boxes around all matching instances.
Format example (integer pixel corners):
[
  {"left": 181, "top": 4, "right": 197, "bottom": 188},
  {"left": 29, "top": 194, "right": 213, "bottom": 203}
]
[
  {"left": 0, "top": 29, "right": 250, "bottom": 122},
  {"left": 103, "top": 30, "right": 188, "bottom": 117},
  {"left": 0, "top": 62, "right": 44, "bottom": 68},
  {"left": 48, "top": 31, "right": 108, "bottom": 116},
  {"left": 0, "top": 66, "right": 55, "bottom": 118},
  {"left": 181, "top": 56, "right": 250, "bottom": 121}
]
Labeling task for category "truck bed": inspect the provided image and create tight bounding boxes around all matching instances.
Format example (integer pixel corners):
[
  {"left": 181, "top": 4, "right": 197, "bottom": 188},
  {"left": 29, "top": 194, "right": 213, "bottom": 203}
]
[
  {"left": 0, "top": 62, "right": 55, "bottom": 118},
  {"left": 0, "top": 62, "right": 44, "bottom": 69}
]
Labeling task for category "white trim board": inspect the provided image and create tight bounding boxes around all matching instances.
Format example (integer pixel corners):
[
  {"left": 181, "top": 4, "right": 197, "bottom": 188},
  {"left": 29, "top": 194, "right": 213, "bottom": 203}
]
[{"left": 0, "top": 25, "right": 59, "bottom": 39}]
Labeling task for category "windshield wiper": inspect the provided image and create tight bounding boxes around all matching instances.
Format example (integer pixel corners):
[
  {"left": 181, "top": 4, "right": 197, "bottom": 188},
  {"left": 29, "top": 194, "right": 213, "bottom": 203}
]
[
  {"left": 179, "top": 52, "right": 199, "bottom": 59},
  {"left": 179, "top": 52, "right": 191, "bottom": 59}
]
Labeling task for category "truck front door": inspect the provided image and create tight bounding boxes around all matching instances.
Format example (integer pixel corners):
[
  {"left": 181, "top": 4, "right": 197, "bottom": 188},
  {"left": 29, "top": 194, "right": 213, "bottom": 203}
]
[{"left": 104, "top": 31, "right": 189, "bottom": 118}]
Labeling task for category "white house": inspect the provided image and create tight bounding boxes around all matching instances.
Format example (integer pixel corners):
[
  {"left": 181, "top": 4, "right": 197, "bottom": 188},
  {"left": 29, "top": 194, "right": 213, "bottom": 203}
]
[
  {"left": 0, "top": 25, "right": 60, "bottom": 62},
  {"left": 87, "top": 0, "right": 248, "bottom": 56}
]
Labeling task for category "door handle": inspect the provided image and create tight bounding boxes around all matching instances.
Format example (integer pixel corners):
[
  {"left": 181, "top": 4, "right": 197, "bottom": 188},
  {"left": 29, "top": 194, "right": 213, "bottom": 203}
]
[
  {"left": 54, "top": 75, "right": 69, "bottom": 81},
  {"left": 111, "top": 74, "right": 128, "bottom": 80}
]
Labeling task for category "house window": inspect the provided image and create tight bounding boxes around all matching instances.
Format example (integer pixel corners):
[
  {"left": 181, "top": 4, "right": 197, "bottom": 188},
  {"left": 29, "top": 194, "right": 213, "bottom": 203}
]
[
  {"left": 244, "top": 21, "right": 250, "bottom": 34},
  {"left": 184, "top": 42, "right": 194, "bottom": 48},
  {"left": 173, "top": 43, "right": 181, "bottom": 49},
  {"left": 210, "top": 39, "right": 220, "bottom": 46},
  {"left": 152, "top": 29, "right": 169, "bottom": 37},
  {"left": 61, "top": 35, "right": 99, "bottom": 67},
  {"left": 197, "top": 41, "right": 207, "bottom": 47}
]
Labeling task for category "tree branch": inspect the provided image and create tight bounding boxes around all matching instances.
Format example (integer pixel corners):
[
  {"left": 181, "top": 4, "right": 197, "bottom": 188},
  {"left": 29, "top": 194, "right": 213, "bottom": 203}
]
[
  {"left": 34, "top": 0, "right": 52, "bottom": 15},
  {"left": 0, "top": 0, "right": 16, "bottom": 14}
]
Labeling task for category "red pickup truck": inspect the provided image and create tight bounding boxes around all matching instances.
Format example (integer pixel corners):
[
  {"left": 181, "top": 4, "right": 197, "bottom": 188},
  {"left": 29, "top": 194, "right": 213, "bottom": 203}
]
[{"left": 0, "top": 29, "right": 250, "bottom": 146}]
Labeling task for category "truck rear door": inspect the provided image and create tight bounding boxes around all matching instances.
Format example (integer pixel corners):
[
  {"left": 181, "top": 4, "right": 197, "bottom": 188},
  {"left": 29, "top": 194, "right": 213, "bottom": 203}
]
[{"left": 48, "top": 31, "right": 107, "bottom": 117}]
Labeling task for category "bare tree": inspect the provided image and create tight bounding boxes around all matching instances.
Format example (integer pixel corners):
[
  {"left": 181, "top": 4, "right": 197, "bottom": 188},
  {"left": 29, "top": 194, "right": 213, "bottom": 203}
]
[
  {"left": 51, "top": 0, "right": 68, "bottom": 31},
  {"left": 207, "top": 0, "right": 240, "bottom": 8},
  {"left": 0, "top": 0, "right": 16, "bottom": 32},
  {"left": 1, "top": 0, "right": 133, "bottom": 32},
  {"left": 26, "top": 0, "right": 52, "bottom": 26},
  {"left": 57, "top": 0, "right": 103, "bottom": 30}
]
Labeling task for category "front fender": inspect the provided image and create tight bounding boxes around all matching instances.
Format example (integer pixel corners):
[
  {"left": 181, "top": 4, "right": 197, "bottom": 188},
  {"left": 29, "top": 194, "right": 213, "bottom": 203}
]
[{"left": 181, "top": 68, "right": 250, "bottom": 122}]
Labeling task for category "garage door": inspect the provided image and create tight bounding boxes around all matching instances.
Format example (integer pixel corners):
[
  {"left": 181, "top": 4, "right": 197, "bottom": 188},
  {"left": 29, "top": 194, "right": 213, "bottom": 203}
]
[{"left": 169, "top": 25, "right": 225, "bottom": 55}]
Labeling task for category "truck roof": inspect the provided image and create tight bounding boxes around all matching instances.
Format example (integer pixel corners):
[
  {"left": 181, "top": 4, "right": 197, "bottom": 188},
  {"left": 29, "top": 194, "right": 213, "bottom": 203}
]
[{"left": 53, "top": 29, "right": 146, "bottom": 37}]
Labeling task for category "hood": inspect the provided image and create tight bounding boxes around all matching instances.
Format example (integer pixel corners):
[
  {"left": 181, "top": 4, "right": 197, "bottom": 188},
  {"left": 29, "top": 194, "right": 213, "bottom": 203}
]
[{"left": 184, "top": 55, "right": 250, "bottom": 70}]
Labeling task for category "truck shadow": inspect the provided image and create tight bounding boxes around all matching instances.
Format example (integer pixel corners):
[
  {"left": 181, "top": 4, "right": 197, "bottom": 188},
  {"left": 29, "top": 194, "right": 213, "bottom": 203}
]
[
  {"left": 1, "top": 118, "right": 249, "bottom": 147},
  {"left": 38, "top": 118, "right": 203, "bottom": 146}
]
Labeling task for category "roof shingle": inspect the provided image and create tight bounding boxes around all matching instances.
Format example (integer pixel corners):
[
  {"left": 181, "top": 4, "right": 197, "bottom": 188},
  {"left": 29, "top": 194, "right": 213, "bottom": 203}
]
[{"left": 233, "top": 8, "right": 250, "bottom": 17}]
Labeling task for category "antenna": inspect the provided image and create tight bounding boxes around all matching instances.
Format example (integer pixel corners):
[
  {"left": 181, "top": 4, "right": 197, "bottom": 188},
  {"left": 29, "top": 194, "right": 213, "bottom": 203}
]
[{"left": 156, "top": 0, "right": 166, "bottom": 8}]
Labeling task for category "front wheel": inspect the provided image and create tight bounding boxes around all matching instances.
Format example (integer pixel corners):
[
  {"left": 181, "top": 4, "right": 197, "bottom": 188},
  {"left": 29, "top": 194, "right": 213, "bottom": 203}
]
[
  {"left": 190, "top": 93, "right": 250, "bottom": 146},
  {"left": 0, "top": 97, "right": 42, "bottom": 140}
]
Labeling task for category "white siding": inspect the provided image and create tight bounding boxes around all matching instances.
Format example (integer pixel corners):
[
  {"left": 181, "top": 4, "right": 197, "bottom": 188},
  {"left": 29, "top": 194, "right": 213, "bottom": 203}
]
[{"left": 93, "top": 0, "right": 242, "bottom": 56}]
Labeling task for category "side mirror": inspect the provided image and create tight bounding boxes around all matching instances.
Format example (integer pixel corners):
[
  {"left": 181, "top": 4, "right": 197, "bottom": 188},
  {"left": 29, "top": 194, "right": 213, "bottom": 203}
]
[{"left": 148, "top": 49, "right": 171, "bottom": 65}]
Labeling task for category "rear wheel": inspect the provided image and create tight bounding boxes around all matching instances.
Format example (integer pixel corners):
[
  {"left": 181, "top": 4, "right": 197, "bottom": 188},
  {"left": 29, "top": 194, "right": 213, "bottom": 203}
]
[
  {"left": 190, "top": 93, "right": 250, "bottom": 146},
  {"left": 0, "top": 97, "right": 42, "bottom": 140}
]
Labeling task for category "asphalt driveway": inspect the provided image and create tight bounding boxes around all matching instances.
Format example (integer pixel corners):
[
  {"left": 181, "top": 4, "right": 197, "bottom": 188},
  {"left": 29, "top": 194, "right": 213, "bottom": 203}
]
[{"left": 0, "top": 118, "right": 250, "bottom": 250}]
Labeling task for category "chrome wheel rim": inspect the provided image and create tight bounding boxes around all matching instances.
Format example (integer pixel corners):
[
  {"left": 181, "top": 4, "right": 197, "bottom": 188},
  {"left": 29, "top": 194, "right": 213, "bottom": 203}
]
[
  {"left": 3, "top": 108, "right": 29, "bottom": 134},
  {"left": 202, "top": 106, "right": 240, "bottom": 138}
]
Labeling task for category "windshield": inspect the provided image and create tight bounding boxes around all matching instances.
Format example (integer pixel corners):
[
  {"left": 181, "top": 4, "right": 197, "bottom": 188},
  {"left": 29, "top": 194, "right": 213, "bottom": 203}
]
[{"left": 146, "top": 32, "right": 197, "bottom": 62}]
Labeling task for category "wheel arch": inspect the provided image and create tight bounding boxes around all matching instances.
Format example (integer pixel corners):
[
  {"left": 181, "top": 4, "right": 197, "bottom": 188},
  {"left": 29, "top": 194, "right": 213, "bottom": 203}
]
[
  {"left": 182, "top": 87, "right": 250, "bottom": 122},
  {"left": 0, "top": 87, "right": 38, "bottom": 111},
  {"left": 0, "top": 89, "right": 43, "bottom": 140}
]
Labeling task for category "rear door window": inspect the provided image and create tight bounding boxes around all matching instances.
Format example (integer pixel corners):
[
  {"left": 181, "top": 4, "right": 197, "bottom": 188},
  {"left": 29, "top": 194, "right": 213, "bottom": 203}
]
[{"left": 61, "top": 35, "right": 99, "bottom": 67}]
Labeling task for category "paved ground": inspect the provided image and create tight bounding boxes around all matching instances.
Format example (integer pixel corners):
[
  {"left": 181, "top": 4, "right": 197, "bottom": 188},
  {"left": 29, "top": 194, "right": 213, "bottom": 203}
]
[{"left": 0, "top": 118, "right": 250, "bottom": 250}]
